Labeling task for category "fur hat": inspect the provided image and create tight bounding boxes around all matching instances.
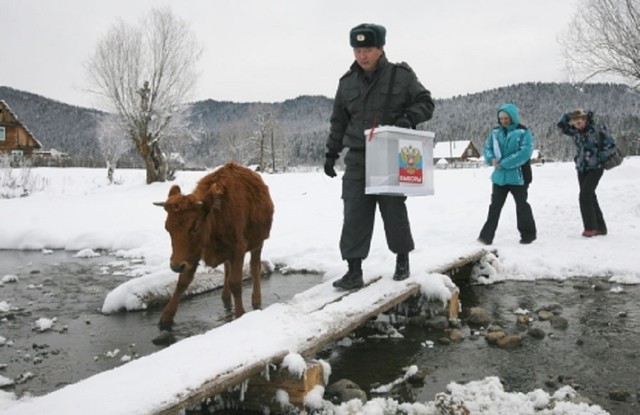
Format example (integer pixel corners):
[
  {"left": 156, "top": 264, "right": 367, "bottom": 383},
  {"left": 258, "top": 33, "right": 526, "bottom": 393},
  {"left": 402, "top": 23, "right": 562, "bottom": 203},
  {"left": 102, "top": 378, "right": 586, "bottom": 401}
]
[
  {"left": 569, "top": 108, "right": 588, "bottom": 120},
  {"left": 350, "top": 23, "right": 386, "bottom": 48}
]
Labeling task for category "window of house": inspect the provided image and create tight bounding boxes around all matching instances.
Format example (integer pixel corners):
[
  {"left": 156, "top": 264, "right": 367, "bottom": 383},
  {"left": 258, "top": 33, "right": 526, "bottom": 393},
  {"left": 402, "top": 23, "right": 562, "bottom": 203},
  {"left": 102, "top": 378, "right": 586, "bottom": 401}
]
[
  {"left": 0, "top": 126, "right": 5, "bottom": 142},
  {"left": 11, "top": 149, "right": 23, "bottom": 163}
]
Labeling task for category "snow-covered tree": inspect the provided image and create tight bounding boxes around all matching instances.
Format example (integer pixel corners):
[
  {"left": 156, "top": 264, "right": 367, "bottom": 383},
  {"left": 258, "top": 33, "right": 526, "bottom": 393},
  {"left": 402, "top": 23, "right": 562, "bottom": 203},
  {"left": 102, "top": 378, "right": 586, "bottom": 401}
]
[
  {"left": 86, "top": 7, "right": 202, "bottom": 184},
  {"left": 96, "top": 114, "right": 131, "bottom": 183},
  {"left": 158, "top": 106, "right": 195, "bottom": 180}
]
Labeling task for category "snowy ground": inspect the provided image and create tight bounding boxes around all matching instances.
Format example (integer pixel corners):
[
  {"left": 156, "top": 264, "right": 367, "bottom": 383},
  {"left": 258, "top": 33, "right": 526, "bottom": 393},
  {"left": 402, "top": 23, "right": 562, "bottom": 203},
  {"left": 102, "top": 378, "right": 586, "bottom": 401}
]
[{"left": 0, "top": 158, "right": 638, "bottom": 414}]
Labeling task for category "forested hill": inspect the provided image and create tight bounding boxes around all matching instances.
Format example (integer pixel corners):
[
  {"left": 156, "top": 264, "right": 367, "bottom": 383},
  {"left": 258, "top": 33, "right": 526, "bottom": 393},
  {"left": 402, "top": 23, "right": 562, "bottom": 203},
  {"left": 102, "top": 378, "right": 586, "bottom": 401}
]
[
  {"left": 430, "top": 82, "right": 640, "bottom": 162},
  {"left": 1, "top": 82, "right": 638, "bottom": 169}
]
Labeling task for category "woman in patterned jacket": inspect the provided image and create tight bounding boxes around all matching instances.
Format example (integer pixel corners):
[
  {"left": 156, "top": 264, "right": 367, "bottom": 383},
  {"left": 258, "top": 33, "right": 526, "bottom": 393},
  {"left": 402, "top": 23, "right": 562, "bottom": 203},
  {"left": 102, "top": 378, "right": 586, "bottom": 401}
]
[{"left": 557, "top": 108, "right": 616, "bottom": 237}]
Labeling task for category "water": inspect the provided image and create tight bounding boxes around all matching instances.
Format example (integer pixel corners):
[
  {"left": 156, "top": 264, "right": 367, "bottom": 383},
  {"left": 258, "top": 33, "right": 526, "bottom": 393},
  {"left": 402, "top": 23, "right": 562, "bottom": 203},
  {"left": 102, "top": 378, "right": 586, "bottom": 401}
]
[
  {"left": 0, "top": 250, "right": 323, "bottom": 397},
  {"left": 1, "top": 251, "right": 639, "bottom": 415},
  {"left": 326, "top": 278, "right": 640, "bottom": 415}
]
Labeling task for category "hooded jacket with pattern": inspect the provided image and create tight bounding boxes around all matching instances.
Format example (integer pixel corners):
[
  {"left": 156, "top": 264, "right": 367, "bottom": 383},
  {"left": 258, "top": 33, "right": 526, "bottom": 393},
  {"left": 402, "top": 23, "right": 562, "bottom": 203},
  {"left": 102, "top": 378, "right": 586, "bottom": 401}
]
[
  {"left": 556, "top": 111, "right": 616, "bottom": 173},
  {"left": 483, "top": 103, "right": 533, "bottom": 186},
  {"left": 326, "top": 54, "right": 434, "bottom": 157}
]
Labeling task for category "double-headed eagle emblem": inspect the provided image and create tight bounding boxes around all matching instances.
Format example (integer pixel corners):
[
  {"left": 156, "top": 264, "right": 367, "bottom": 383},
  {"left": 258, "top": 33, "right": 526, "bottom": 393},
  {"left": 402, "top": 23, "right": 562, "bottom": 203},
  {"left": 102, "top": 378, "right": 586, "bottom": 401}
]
[{"left": 400, "top": 145, "right": 422, "bottom": 174}]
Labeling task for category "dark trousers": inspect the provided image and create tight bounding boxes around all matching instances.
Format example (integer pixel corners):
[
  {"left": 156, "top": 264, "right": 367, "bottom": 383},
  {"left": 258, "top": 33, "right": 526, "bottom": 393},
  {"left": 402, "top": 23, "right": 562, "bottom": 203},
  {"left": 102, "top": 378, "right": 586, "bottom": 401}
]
[
  {"left": 479, "top": 184, "right": 537, "bottom": 243},
  {"left": 578, "top": 169, "right": 606, "bottom": 232},
  {"left": 340, "top": 185, "right": 414, "bottom": 260}
]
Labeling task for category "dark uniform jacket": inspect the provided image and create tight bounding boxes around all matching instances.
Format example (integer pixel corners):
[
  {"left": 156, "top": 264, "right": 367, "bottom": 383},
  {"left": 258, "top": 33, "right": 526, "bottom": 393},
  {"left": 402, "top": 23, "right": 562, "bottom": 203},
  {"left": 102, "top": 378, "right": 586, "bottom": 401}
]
[{"left": 326, "top": 54, "right": 434, "bottom": 156}]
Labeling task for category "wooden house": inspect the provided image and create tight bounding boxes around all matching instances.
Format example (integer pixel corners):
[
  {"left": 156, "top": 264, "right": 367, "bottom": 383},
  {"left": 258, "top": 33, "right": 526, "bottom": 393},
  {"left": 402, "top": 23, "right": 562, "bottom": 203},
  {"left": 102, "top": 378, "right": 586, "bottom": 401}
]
[
  {"left": 0, "top": 100, "right": 42, "bottom": 160},
  {"left": 433, "top": 140, "right": 480, "bottom": 167}
]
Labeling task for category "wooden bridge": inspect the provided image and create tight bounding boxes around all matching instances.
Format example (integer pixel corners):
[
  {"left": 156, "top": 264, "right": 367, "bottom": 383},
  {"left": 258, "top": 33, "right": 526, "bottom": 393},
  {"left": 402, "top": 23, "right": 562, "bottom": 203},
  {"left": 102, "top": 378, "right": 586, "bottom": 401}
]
[{"left": 3, "top": 249, "right": 487, "bottom": 415}]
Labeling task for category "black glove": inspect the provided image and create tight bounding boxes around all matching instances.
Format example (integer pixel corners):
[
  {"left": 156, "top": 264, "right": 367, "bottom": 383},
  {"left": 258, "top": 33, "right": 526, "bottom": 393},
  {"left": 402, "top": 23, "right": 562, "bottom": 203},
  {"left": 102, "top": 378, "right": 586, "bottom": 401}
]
[
  {"left": 324, "top": 152, "right": 338, "bottom": 178},
  {"left": 395, "top": 117, "right": 412, "bottom": 129}
]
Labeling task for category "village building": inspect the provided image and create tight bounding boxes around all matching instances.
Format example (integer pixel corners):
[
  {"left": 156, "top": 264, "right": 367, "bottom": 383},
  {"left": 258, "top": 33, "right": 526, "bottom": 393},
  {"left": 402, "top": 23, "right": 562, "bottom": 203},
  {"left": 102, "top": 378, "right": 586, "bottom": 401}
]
[
  {"left": 433, "top": 140, "right": 481, "bottom": 168},
  {"left": 0, "top": 100, "right": 42, "bottom": 162},
  {"left": 0, "top": 100, "right": 69, "bottom": 166}
]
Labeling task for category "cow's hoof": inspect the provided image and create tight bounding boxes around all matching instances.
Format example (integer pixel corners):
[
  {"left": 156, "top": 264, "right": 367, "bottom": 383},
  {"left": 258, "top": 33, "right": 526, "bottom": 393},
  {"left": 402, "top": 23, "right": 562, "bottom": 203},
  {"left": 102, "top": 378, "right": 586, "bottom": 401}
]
[
  {"left": 158, "top": 320, "right": 174, "bottom": 331},
  {"left": 152, "top": 330, "right": 176, "bottom": 346}
]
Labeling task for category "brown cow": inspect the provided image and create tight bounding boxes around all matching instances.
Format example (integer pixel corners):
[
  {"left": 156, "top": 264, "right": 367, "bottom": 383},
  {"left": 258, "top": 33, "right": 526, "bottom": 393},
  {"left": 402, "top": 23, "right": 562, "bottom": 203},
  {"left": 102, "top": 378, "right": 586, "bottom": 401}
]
[{"left": 154, "top": 162, "right": 274, "bottom": 330}]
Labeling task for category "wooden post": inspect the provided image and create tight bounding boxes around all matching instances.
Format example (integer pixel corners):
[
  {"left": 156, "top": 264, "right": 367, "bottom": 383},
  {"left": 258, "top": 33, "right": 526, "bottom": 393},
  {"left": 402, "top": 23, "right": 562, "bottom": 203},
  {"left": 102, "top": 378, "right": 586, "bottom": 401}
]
[
  {"left": 448, "top": 289, "right": 460, "bottom": 321},
  {"left": 236, "top": 361, "right": 325, "bottom": 412}
]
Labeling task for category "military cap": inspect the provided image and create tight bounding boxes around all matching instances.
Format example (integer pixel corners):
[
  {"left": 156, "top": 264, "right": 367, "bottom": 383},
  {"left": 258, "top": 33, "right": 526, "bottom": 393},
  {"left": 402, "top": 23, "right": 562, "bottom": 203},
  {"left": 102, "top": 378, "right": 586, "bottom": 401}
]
[{"left": 350, "top": 23, "right": 386, "bottom": 48}]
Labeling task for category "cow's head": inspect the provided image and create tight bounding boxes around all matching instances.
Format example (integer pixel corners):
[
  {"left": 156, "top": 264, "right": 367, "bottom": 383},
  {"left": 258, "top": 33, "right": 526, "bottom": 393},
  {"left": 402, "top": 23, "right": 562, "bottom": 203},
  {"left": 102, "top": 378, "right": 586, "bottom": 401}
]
[{"left": 154, "top": 184, "right": 209, "bottom": 274}]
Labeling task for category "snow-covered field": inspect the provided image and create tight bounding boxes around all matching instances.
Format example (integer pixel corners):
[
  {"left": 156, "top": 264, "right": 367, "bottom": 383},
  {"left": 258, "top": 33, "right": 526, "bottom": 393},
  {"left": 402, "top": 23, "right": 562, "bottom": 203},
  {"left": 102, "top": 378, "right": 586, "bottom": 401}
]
[{"left": 1, "top": 158, "right": 638, "bottom": 414}]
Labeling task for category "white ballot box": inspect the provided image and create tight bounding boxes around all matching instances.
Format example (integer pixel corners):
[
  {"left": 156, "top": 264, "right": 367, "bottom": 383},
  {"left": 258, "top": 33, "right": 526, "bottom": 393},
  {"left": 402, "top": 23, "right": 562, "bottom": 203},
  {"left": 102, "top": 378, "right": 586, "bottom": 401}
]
[{"left": 364, "top": 125, "right": 435, "bottom": 196}]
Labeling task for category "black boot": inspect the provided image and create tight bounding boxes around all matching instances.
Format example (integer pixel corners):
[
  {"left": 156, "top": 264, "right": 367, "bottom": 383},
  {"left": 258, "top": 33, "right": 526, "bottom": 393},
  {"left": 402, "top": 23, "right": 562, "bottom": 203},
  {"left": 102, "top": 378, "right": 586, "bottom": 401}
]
[
  {"left": 333, "top": 258, "right": 364, "bottom": 290},
  {"left": 393, "top": 253, "right": 410, "bottom": 281}
]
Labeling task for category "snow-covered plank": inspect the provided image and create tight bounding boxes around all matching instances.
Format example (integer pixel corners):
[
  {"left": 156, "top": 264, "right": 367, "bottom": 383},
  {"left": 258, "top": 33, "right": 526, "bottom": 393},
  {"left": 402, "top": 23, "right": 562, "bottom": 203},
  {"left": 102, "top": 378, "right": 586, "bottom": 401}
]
[{"left": 3, "top": 249, "right": 484, "bottom": 415}]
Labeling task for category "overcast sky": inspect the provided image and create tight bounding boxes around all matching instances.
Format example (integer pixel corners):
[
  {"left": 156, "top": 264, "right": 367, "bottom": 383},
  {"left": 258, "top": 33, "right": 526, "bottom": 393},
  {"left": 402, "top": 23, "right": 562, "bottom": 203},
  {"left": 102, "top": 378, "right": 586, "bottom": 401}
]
[{"left": 1, "top": 0, "right": 583, "bottom": 109}]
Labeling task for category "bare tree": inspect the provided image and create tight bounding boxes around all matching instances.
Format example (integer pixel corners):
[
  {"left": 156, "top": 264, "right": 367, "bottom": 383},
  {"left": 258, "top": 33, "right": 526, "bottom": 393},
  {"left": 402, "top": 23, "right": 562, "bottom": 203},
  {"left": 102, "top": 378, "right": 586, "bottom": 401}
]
[
  {"left": 160, "top": 106, "right": 195, "bottom": 179},
  {"left": 253, "top": 109, "right": 274, "bottom": 171},
  {"left": 217, "top": 126, "right": 253, "bottom": 166},
  {"left": 561, "top": 0, "right": 640, "bottom": 87},
  {"left": 87, "top": 7, "right": 202, "bottom": 184},
  {"left": 96, "top": 114, "right": 131, "bottom": 183}
]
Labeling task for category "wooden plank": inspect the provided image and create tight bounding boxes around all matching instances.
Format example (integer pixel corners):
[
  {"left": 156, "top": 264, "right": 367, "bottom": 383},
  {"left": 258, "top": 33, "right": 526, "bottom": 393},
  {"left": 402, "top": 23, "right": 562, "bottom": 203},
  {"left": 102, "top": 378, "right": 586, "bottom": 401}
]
[
  {"left": 153, "top": 250, "right": 487, "bottom": 414},
  {"left": 300, "top": 284, "right": 420, "bottom": 358},
  {"left": 433, "top": 249, "right": 487, "bottom": 275},
  {"left": 4, "top": 249, "right": 487, "bottom": 415},
  {"left": 154, "top": 284, "right": 421, "bottom": 414},
  {"left": 154, "top": 352, "right": 289, "bottom": 415}
]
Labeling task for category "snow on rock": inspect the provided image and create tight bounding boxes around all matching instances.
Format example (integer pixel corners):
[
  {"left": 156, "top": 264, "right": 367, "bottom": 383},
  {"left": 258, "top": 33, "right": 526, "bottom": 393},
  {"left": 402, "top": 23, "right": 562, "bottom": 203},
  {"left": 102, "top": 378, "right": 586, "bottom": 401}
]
[
  {"left": 33, "top": 317, "right": 55, "bottom": 332},
  {"left": 446, "top": 376, "right": 609, "bottom": 415},
  {"left": 370, "top": 365, "right": 419, "bottom": 394},
  {"left": 101, "top": 267, "right": 225, "bottom": 313},
  {"left": 0, "top": 375, "right": 12, "bottom": 387},
  {"left": 0, "top": 275, "right": 18, "bottom": 284},
  {"left": 74, "top": 249, "right": 100, "bottom": 258},
  {"left": 470, "top": 252, "right": 504, "bottom": 284},
  {"left": 417, "top": 272, "right": 455, "bottom": 303}
]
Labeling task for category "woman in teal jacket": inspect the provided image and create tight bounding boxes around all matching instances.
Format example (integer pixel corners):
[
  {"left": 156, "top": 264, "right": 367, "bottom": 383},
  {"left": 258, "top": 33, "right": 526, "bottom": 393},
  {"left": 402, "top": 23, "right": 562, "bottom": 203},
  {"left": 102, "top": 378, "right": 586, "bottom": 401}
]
[{"left": 478, "top": 103, "right": 537, "bottom": 245}]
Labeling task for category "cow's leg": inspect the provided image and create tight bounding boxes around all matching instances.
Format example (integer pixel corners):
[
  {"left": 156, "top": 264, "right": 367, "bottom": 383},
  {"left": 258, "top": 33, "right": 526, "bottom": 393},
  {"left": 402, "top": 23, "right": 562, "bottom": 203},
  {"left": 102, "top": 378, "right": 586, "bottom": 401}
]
[
  {"left": 249, "top": 247, "right": 263, "bottom": 310},
  {"left": 228, "top": 255, "right": 246, "bottom": 317},
  {"left": 159, "top": 269, "right": 196, "bottom": 330},
  {"left": 221, "top": 261, "right": 232, "bottom": 311}
]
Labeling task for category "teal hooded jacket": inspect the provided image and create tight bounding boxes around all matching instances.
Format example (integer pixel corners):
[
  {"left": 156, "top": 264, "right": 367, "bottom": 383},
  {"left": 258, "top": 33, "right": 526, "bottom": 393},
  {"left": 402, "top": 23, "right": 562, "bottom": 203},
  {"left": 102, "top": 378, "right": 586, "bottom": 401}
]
[{"left": 483, "top": 103, "right": 533, "bottom": 186}]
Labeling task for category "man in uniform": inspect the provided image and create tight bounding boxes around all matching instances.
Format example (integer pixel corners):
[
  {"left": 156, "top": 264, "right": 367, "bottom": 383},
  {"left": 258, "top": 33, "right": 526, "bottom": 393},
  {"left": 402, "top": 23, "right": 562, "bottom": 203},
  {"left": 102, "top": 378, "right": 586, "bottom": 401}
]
[{"left": 324, "top": 23, "right": 435, "bottom": 290}]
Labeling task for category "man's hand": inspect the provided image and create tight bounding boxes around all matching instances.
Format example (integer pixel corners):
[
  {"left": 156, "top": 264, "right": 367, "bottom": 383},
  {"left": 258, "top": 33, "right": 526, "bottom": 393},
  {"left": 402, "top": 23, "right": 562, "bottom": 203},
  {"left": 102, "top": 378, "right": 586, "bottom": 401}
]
[
  {"left": 395, "top": 117, "right": 412, "bottom": 129},
  {"left": 324, "top": 152, "right": 338, "bottom": 177}
]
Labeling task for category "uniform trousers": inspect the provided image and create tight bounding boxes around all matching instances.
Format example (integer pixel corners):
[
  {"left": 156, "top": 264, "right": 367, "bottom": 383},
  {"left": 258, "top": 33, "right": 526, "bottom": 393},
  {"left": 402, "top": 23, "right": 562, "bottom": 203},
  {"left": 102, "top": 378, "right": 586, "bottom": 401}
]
[
  {"left": 339, "top": 149, "right": 414, "bottom": 259},
  {"left": 340, "top": 183, "right": 414, "bottom": 259}
]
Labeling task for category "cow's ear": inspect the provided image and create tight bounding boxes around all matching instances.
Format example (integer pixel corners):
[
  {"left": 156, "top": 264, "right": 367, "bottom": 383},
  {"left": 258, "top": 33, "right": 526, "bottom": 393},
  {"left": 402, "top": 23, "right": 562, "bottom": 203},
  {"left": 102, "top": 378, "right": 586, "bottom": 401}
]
[
  {"left": 168, "top": 185, "right": 181, "bottom": 197},
  {"left": 207, "top": 183, "right": 224, "bottom": 210}
]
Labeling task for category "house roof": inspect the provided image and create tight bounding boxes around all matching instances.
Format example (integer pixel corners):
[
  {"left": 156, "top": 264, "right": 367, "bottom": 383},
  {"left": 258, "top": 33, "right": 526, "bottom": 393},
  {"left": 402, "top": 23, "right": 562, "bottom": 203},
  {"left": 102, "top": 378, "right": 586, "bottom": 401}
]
[
  {"left": 0, "top": 99, "right": 43, "bottom": 149},
  {"left": 433, "top": 140, "right": 472, "bottom": 159}
]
